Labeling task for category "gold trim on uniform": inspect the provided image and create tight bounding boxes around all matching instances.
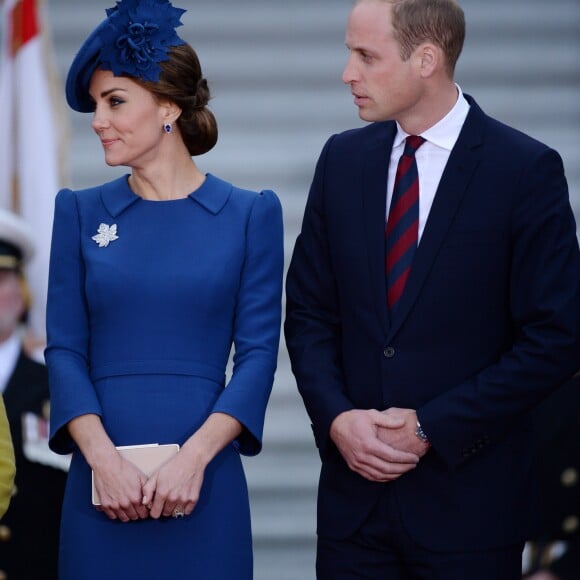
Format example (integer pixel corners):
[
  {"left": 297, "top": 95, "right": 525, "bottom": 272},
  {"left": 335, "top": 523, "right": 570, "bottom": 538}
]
[
  {"left": 42, "top": 399, "right": 51, "bottom": 421},
  {"left": 0, "top": 256, "right": 19, "bottom": 269},
  {"left": 562, "top": 515, "right": 579, "bottom": 534},
  {"left": 561, "top": 467, "right": 578, "bottom": 487},
  {"left": 0, "top": 526, "right": 12, "bottom": 542}
]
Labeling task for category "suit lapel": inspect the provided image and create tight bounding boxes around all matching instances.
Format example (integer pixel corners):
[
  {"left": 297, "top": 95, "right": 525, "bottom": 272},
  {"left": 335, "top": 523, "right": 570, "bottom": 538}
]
[
  {"left": 387, "top": 99, "right": 486, "bottom": 339},
  {"left": 361, "top": 123, "right": 396, "bottom": 331}
]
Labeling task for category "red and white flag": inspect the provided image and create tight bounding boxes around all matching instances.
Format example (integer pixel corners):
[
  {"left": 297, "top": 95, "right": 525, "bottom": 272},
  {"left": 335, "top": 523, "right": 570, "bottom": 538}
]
[{"left": 0, "top": 0, "right": 65, "bottom": 341}]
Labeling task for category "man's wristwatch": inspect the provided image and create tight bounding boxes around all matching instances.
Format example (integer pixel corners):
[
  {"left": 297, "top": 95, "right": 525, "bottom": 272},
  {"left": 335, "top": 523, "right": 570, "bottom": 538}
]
[{"left": 415, "top": 420, "right": 429, "bottom": 444}]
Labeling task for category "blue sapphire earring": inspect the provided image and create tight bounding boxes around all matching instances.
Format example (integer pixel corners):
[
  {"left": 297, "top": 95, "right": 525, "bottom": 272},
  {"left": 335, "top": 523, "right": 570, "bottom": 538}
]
[{"left": 164, "top": 123, "right": 172, "bottom": 134}]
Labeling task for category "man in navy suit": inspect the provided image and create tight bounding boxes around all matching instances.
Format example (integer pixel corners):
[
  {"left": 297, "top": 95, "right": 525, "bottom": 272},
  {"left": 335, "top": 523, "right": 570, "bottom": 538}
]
[{"left": 284, "top": 0, "right": 580, "bottom": 578}]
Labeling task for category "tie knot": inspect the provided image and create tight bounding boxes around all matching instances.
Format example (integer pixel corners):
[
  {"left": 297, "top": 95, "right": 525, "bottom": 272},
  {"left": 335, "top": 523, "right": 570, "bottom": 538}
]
[{"left": 404, "top": 135, "right": 425, "bottom": 156}]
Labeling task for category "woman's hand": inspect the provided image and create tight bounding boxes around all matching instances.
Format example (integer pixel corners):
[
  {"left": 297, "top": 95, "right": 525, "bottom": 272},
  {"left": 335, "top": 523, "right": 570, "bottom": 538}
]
[
  {"left": 68, "top": 413, "right": 150, "bottom": 522},
  {"left": 142, "top": 412, "right": 243, "bottom": 520},
  {"left": 93, "top": 451, "right": 150, "bottom": 522},
  {"left": 142, "top": 444, "right": 207, "bottom": 519}
]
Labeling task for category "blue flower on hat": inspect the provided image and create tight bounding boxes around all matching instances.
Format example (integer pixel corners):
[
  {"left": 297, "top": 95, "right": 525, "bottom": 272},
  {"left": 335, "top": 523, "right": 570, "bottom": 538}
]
[{"left": 98, "top": 0, "right": 186, "bottom": 82}]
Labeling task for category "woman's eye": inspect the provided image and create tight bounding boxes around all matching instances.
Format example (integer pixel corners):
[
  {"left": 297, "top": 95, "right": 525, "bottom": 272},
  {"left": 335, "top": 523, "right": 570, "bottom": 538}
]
[{"left": 110, "top": 97, "right": 124, "bottom": 107}]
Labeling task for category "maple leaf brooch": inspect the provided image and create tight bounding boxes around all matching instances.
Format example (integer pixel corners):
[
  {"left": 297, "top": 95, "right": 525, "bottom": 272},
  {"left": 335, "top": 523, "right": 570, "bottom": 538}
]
[{"left": 92, "top": 223, "right": 119, "bottom": 248}]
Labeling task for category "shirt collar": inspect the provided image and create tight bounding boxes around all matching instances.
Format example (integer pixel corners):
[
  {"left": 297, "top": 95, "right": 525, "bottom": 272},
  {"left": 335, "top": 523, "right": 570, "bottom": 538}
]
[{"left": 394, "top": 84, "right": 470, "bottom": 150}]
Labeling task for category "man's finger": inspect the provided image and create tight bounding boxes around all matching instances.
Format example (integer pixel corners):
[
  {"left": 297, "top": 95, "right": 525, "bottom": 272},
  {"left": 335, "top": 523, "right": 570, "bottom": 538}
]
[{"left": 372, "top": 409, "right": 406, "bottom": 429}]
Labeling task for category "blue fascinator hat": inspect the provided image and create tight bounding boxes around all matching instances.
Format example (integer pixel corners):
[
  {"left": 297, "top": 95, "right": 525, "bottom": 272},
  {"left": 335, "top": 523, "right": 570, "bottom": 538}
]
[{"left": 66, "top": 0, "right": 186, "bottom": 112}]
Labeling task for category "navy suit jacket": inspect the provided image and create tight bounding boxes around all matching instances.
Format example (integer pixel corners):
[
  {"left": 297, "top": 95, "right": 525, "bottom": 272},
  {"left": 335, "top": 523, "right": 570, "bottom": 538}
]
[{"left": 285, "top": 96, "right": 580, "bottom": 551}]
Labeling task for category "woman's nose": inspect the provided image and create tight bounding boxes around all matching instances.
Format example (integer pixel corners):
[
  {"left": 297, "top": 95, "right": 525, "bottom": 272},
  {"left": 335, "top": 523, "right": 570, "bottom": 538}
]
[{"left": 91, "top": 105, "right": 108, "bottom": 133}]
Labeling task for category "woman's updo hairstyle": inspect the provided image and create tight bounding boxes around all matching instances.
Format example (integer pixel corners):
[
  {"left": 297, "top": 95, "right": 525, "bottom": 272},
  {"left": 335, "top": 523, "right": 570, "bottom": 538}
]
[{"left": 138, "top": 43, "right": 218, "bottom": 156}]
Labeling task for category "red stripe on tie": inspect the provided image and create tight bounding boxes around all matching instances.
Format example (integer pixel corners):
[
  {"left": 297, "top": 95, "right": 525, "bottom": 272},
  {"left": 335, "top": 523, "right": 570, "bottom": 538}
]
[
  {"left": 387, "top": 266, "right": 411, "bottom": 307},
  {"left": 386, "top": 219, "right": 419, "bottom": 274},
  {"left": 385, "top": 179, "right": 419, "bottom": 237},
  {"left": 394, "top": 155, "right": 413, "bottom": 180}
]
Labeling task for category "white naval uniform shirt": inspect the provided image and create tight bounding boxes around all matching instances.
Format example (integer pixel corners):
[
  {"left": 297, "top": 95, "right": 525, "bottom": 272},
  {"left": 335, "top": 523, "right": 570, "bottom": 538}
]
[{"left": 0, "top": 331, "right": 20, "bottom": 394}]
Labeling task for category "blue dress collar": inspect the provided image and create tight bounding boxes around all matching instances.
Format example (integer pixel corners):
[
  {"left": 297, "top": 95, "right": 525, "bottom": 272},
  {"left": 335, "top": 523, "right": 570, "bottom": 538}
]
[{"left": 100, "top": 173, "right": 233, "bottom": 217}]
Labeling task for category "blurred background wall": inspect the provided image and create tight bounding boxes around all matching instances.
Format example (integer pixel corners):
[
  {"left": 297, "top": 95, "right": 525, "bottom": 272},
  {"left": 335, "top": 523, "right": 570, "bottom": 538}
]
[{"left": 7, "top": 0, "right": 580, "bottom": 578}]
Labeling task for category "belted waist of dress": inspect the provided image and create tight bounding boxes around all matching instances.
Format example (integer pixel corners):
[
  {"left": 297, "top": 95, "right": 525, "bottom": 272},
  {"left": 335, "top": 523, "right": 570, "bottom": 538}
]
[{"left": 89, "top": 359, "right": 226, "bottom": 384}]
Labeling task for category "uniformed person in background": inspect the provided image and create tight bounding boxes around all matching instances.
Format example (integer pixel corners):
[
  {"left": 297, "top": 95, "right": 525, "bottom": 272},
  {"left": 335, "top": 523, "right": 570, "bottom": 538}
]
[
  {"left": 523, "top": 371, "right": 580, "bottom": 580},
  {"left": 0, "top": 208, "right": 67, "bottom": 580}
]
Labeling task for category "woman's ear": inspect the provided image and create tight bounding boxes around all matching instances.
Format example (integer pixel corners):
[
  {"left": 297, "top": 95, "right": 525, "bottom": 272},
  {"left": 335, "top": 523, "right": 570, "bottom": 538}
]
[{"left": 160, "top": 99, "right": 182, "bottom": 125}]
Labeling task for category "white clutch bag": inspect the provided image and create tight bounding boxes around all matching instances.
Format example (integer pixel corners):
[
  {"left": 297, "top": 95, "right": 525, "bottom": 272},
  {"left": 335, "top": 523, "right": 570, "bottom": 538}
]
[{"left": 91, "top": 443, "right": 180, "bottom": 505}]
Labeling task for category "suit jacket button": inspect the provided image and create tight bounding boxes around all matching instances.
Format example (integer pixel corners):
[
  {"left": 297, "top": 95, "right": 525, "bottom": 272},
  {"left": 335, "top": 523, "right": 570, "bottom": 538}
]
[
  {"left": 0, "top": 525, "right": 11, "bottom": 541},
  {"left": 383, "top": 347, "right": 395, "bottom": 358},
  {"left": 561, "top": 468, "right": 578, "bottom": 487}
]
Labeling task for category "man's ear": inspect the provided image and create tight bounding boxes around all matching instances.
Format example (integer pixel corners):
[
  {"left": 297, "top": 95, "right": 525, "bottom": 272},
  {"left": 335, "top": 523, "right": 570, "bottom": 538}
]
[{"left": 418, "top": 43, "right": 439, "bottom": 78}]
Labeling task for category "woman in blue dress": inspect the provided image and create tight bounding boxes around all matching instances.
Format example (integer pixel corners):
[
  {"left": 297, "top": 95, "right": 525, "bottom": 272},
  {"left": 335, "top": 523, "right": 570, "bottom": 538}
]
[{"left": 45, "top": 1, "right": 283, "bottom": 578}]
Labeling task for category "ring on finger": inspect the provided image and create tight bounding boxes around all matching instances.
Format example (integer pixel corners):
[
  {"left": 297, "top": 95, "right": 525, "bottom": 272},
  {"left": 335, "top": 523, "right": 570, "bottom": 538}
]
[{"left": 172, "top": 505, "right": 185, "bottom": 518}]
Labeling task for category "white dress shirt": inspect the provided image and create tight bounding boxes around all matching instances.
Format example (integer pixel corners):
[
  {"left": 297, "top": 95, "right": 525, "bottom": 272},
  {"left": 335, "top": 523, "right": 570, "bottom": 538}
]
[
  {"left": 0, "top": 331, "right": 20, "bottom": 394},
  {"left": 386, "top": 85, "right": 471, "bottom": 243}
]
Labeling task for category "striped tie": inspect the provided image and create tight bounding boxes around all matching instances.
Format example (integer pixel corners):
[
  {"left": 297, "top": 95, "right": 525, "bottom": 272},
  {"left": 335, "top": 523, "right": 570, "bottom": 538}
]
[{"left": 385, "top": 135, "right": 425, "bottom": 310}]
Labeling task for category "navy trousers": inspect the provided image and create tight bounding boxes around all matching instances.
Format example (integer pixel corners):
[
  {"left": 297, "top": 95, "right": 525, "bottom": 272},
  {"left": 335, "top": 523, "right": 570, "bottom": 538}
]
[{"left": 316, "top": 486, "right": 523, "bottom": 580}]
